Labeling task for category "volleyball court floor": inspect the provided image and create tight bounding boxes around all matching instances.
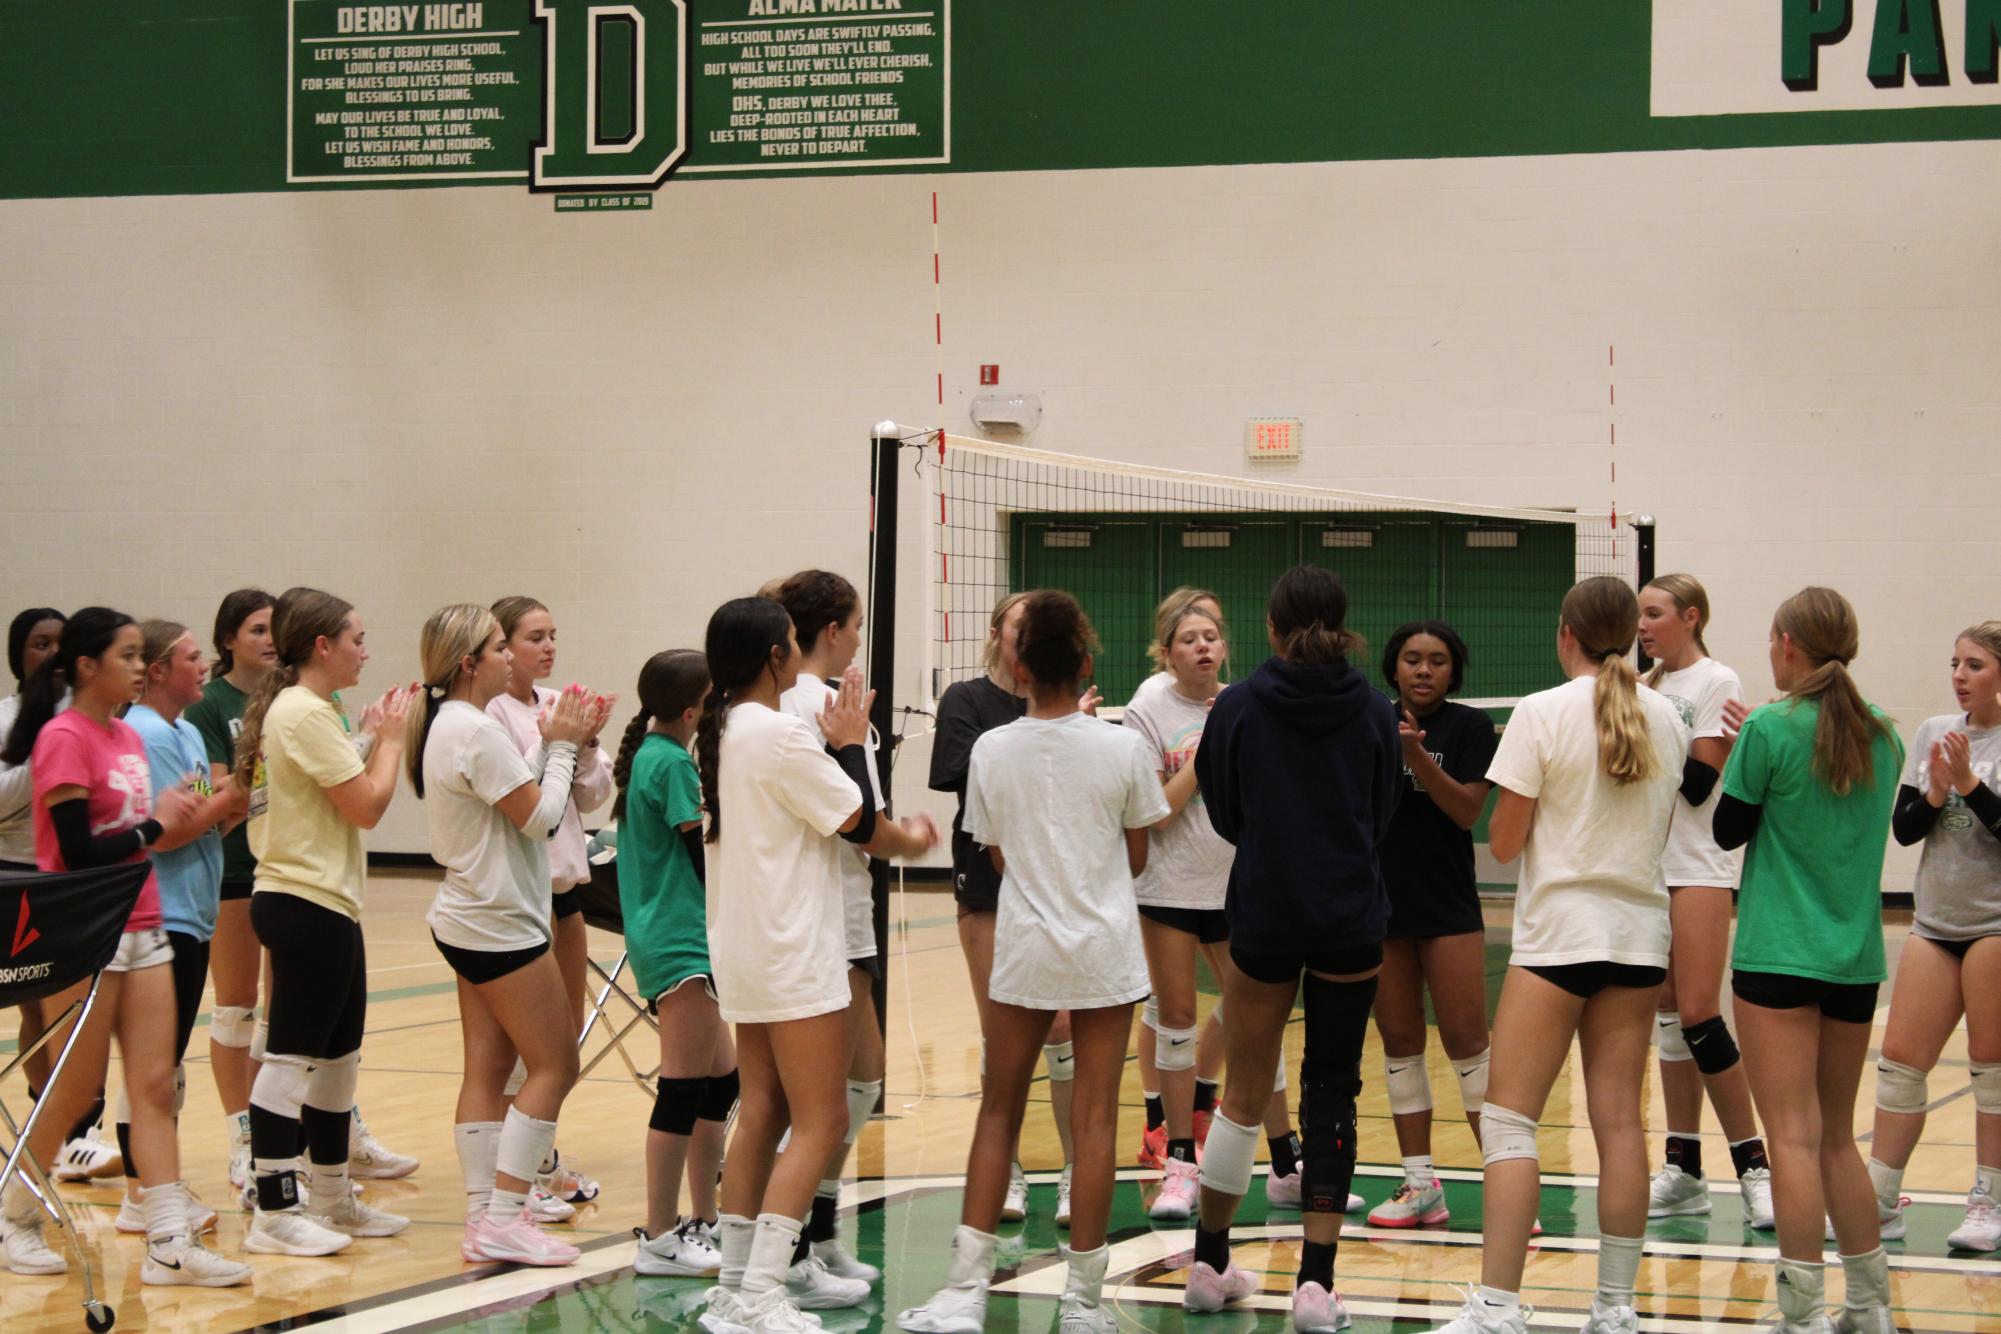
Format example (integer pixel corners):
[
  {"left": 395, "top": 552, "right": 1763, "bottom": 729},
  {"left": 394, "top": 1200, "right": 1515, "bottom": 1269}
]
[{"left": 3, "top": 870, "right": 1995, "bottom": 1333}]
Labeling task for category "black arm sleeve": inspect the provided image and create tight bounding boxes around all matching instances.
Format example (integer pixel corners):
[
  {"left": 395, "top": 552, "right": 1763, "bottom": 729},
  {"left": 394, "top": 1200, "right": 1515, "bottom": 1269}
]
[
  {"left": 49, "top": 799, "right": 156, "bottom": 869},
  {"left": 1964, "top": 784, "right": 2001, "bottom": 843},
  {"left": 1712, "top": 794, "right": 1762, "bottom": 852},
  {"left": 1892, "top": 783, "right": 1943, "bottom": 847},
  {"left": 830, "top": 744, "right": 878, "bottom": 845},
  {"left": 1679, "top": 757, "right": 1720, "bottom": 807},
  {"left": 678, "top": 824, "right": 706, "bottom": 886}
]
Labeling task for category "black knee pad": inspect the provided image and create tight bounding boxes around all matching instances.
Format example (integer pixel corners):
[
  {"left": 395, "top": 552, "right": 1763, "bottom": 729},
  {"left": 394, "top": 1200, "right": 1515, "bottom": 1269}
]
[
  {"left": 652, "top": 1076, "right": 707, "bottom": 1136},
  {"left": 1297, "top": 973, "right": 1371, "bottom": 1213},
  {"left": 1682, "top": 1015, "right": 1740, "bottom": 1076},
  {"left": 700, "top": 1068, "right": 740, "bottom": 1123}
]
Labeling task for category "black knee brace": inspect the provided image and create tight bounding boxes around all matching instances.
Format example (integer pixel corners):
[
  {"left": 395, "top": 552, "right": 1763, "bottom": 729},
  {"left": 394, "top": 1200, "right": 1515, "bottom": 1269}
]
[
  {"left": 652, "top": 1076, "right": 707, "bottom": 1136},
  {"left": 700, "top": 1068, "right": 740, "bottom": 1123},
  {"left": 1298, "top": 973, "right": 1374, "bottom": 1214},
  {"left": 1683, "top": 1015, "right": 1741, "bottom": 1076}
]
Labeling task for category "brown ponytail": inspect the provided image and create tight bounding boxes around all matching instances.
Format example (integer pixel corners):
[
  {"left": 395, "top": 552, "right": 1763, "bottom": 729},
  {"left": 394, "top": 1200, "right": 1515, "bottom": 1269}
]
[
  {"left": 1772, "top": 587, "right": 1892, "bottom": 796},
  {"left": 1561, "top": 577, "right": 1656, "bottom": 785},
  {"left": 1266, "top": 566, "right": 1361, "bottom": 666},
  {"left": 698, "top": 597, "right": 795, "bottom": 844},
  {"left": 234, "top": 588, "right": 352, "bottom": 788},
  {"left": 611, "top": 649, "right": 709, "bottom": 822}
]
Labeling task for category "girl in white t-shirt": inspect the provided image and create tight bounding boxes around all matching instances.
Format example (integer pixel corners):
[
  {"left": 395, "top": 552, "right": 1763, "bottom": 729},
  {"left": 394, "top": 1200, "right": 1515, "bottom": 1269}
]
[
  {"left": 407, "top": 603, "right": 609, "bottom": 1269},
  {"left": 901, "top": 591, "right": 1168, "bottom": 1334},
  {"left": 486, "top": 594, "right": 617, "bottom": 1209},
  {"left": 1433, "top": 577, "right": 1686, "bottom": 1334},
  {"left": 699, "top": 595, "right": 936, "bottom": 1334},
  {"left": 1636, "top": 574, "right": 1772, "bottom": 1230}
]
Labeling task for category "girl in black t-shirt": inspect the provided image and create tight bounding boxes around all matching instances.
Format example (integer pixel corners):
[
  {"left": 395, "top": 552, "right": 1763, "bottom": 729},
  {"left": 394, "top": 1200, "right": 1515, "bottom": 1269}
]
[{"left": 1366, "top": 621, "right": 1496, "bottom": 1231}]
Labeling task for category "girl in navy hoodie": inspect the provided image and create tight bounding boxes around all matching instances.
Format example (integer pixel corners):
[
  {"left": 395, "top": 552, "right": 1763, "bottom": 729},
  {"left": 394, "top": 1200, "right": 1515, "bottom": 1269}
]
[{"left": 1187, "top": 565, "right": 1399, "bottom": 1334}]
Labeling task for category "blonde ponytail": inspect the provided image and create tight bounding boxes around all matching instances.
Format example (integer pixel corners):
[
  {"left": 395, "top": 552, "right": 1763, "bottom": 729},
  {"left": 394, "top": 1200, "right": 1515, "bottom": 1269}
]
[
  {"left": 1772, "top": 587, "right": 1891, "bottom": 796},
  {"left": 1561, "top": 576, "right": 1657, "bottom": 786}
]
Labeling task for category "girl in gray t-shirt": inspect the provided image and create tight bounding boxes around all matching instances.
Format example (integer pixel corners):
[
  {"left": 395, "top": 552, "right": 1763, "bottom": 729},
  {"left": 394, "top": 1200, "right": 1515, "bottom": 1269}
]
[{"left": 1866, "top": 622, "right": 2001, "bottom": 1253}]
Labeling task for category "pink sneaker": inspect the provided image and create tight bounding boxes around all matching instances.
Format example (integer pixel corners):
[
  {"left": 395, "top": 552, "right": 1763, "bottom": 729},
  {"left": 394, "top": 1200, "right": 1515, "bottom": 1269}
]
[
  {"left": 1151, "top": 1158, "right": 1201, "bottom": 1220},
  {"left": 463, "top": 1212, "right": 581, "bottom": 1267},
  {"left": 1183, "top": 1260, "right": 1257, "bottom": 1312},
  {"left": 1290, "top": 1281, "right": 1351, "bottom": 1333}
]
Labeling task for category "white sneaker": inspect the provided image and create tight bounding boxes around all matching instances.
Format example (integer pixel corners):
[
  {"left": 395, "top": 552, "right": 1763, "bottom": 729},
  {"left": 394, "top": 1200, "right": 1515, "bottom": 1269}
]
[
  {"left": 1831, "top": 1308, "right": 1896, "bottom": 1334},
  {"left": 1055, "top": 1164, "right": 1073, "bottom": 1229},
  {"left": 634, "top": 1221, "right": 723, "bottom": 1277},
  {"left": 812, "top": 1237, "right": 881, "bottom": 1283},
  {"left": 1773, "top": 1318, "right": 1835, "bottom": 1333},
  {"left": 1741, "top": 1167, "right": 1777, "bottom": 1230},
  {"left": 244, "top": 1207, "right": 355, "bottom": 1256},
  {"left": 0, "top": 1211, "right": 67, "bottom": 1275},
  {"left": 1058, "top": 1300, "right": 1115, "bottom": 1334},
  {"left": 701, "top": 1287, "right": 755, "bottom": 1334},
  {"left": 309, "top": 1193, "right": 411, "bottom": 1237},
  {"left": 228, "top": 1141, "right": 253, "bottom": 1200},
  {"left": 348, "top": 1116, "right": 421, "bottom": 1180},
  {"left": 1347, "top": 1192, "right": 1364, "bottom": 1212},
  {"left": 1433, "top": 1286, "right": 1531, "bottom": 1334},
  {"left": 1291, "top": 1281, "right": 1351, "bottom": 1333},
  {"left": 1948, "top": 1189, "right": 2001, "bottom": 1251},
  {"left": 143, "top": 1236, "right": 254, "bottom": 1287},
  {"left": 1000, "top": 1162, "right": 1028, "bottom": 1223},
  {"left": 1582, "top": 1300, "right": 1640, "bottom": 1334},
  {"left": 742, "top": 1284, "right": 824, "bottom": 1334},
  {"left": 115, "top": 1186, "right": 219, "bottom": 1235},
  {"left": 50, "top": 1133, "right": 121, "bottom": 1182},
  {"left": 1367, "top": 1178, "right": 1448, "bottom": 1228},
  {"left": 787, "top": 1254, "right": 870, "bottom": 1309},
  {"left": 529, "top": 1183, "right": 577, "bottom": 1223},
  {"left": 899, "top": 1277, "right": 988, "bottom": 1333},
  {"left": 1647, "top": 1164, "right": 1712, "bottom": 1217},
  {"left": 543, "top": 1154, "right": 600, "bottom": 1204}
]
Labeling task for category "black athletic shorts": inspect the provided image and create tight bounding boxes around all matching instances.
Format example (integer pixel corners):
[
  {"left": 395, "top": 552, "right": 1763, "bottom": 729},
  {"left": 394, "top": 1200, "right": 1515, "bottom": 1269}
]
[
  {"left": 953, "top": 874, "right": 998, "bottom": 914},
  {"left": 552, "top": 889, "right": 584, "bottom": 920},
  {"left": 434, "top": 934, "right": 550, "bottom": 985},
  {"left": 1232, "top": 940, "right": 1383, "bottom": 986},
  {"left": 848, "top": 955, "right": 883, "bottom": 981},
  {"left": 1916, "top": 933, "right": 1999, "bottom": 961},
  {"left": 165, "top": 930, "right": 211, "bottom": 1067},
  {"left": 1525, "top": 961, "right": 1667, "bottom": 999},
  {"left": 219, "top": 878, "right": 254, "bottom": 903},
  {"left": 1385, "top": 885, "right": 1485, "bottom": 941},
  {"left": 1138, "top": 904, "right": 1230, "bottom": 944},
  {"left": 253, "top": 891, "right": 367, "bottom": 1061},
  {"left": 1731, "top": 969, "right": 1878, "bottom": 1024}
]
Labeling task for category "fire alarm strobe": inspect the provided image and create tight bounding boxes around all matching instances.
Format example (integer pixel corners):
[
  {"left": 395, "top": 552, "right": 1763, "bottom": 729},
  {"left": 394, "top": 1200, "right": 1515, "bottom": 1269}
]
[{"left": 979, "top": 365, "right": 1000, "bottom": 385}]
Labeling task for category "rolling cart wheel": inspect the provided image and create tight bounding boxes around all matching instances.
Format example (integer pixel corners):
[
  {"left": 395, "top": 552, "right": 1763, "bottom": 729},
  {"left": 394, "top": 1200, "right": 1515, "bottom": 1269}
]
[{"left": 84, "top": 1300, "right": 115, "bottom": 1332}]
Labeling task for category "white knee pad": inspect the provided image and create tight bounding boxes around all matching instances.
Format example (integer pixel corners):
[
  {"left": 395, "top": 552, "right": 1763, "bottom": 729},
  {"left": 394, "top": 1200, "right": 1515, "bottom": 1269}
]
[
  {"left": 503, "top": 1056, "right": 528, "bottom": 1099},
  {"left": 1655, "top": 1011, "right": 1692, "bottom": 1063},
  {"left": 1155, "top": 1024, "right": 1198, "bottom": 1073},
  {"left": 1043, "top": 1041, "right": 1075, "bottom": 1083},
  {"left": 845, "top": 1079, "right": 882, "bottom": 1146},
  {"left": 250, "top": 1056, "right": 312, "bottom": 1120},
  {"left": 1272, "top": 1059, "right": 1287, "bottom": 1094},
  {"left": 1197, "top": 1112, "right": 1258, "bottom": 1196},
  {"left": 1875, "top": 1059, "right": 1930, "bottom": 1115},
  {"left": 306, "top": 1051, "right": 360, "bottom": 1114},
  {"left": 1452, "top": 1048, "right": 1491, "bottom": 1115},
  {"left": 1971, "top": 1064, "right": 2001, "bottom": 1116},
  {"left": 1479, "top": 1104, "right": 1539, "bottom": 1166},
  {"left": 1141, "top": 996, "right": 1159, "bottom": 1032},
  {"left": 249, "top": 1018, "right": 270, "bottom": 1063},
  {"left": 496, "top": 1106, "right": 558, "bottom": 1184},
  {"left": 209, "top": 1005, "right": 256, "bottom": 1050},
  {"left": 1384, "top": 1056, "right": 1433, "bottom": 1115}
]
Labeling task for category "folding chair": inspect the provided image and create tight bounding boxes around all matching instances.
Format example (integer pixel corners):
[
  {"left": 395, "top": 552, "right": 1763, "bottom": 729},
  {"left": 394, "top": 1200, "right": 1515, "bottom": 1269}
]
[
  {"left": 573, "top": 833, "right": 660, "bottom": 1097},
  {"left": 0, "top": 861, "right": 151, "bottom": 1334}
]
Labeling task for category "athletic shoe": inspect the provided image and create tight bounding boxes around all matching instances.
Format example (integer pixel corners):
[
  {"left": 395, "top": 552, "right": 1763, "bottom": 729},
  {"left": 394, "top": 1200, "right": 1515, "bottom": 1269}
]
[
  {"left": 142, "top": 1236, "right": 253, "bottom": 1288},
  {"left": 245, "top": 1207, "right": 353, "bottom": 1257},
  {"left": 0, "top": 1211, "right": 67, "bottom": 1275},
  {"left": 899, "top": 1276, "right": 989, "bottom": 1333},
  {"left": 1055, "top": 1164, "right": 1073, "bottom": 1229},
  {"left": 116, "top": 1186, "right": 219, "bottom": 1235},
  {"left": 348, "top": 1116, "right": 421, "bottom": 1180},
  {"left": 786, "top": 1254, "right": 870, "bottom": 1309},
  {"left": 1290, "top": 1281, "right": 1350, "bottom": 1333},
  {"left": 1582, "top": 1301, "right": 1640, "bottom": 1334},
  {"left": 701, "top": 1287, "right": 756, "bottom": 1334},
  {"left": 1947, "top": 1189, "right": 2001, "bottom": 1251},
  {"left": 294, "top": 1159, "right": 363, "bottom": 1198},
  {"left": 812, "top": 1237, "right": 881, "bottom": 1283},
  {"left": 50, "top": 1132, "right": 121, "bottom": 1182},
  {"left": 1267, "top": 1168, "right": 1302, "bottom": 1209},
  {"left": 1192, "top": 1108, "right": 1214, "bottom": 1154},
  {"left": 1432, "top": 1286, "right": 1532, "bottom": 1333},
  {"left": 464, "top": 1212, "right": 580, "bottom": 1266},
  {"left": 743, "top": 1283, "right": 824, "bottom": 1334},
  {"left": 1150, "top": 1158, "right": 1201, "bottom": 1221},
  {"left": 635, "top": 1281, "right": 718, "bottom": 1326},
  {"left": 1058, "top": 1301, "right": 1115, "bottom": 1334},
  {"left": 1348, "top": 1192, "right": 1364, "bottom": 1212},
  {"left": 228, "top": 1141, "right": 253, "bottom": 1202},
  {"left": 1182, "top": 1261, "right": 1257, "bottom": 1312},
  {"left": 1741, "top": 1167, "right": 1777, "bottom": 1230},
  {"left": 1000, "top": 1162, "right": 1028, "bottom": 1223},
  {"left": 1367, "top": 1178, "right": 1448, "bottom": 1228},
  {"left": 1137, "top": 1125, "right": 1167, "bottom": 1170},
  {"left": 1771, "top": 1319, "right": 1834, "bottom": 1333},
  {"left": 544, "top": 1156, "right": 600, "bottom": 1204},
  {"left": 1647, "top": 1165, "right": 1712, "bottom": 1217},
  {"left": 1831, "top": 1308, "right": 1896, "bottom": 1334},
  {"left": 308, "top": 1193, "right": 411, "bottom": 1238},
  {"left": 529, "top": 1184, "right": 577, "bottom": 1224},
  {"left": 635, "top": 1222, "right": 722, "bottom": 1277}
]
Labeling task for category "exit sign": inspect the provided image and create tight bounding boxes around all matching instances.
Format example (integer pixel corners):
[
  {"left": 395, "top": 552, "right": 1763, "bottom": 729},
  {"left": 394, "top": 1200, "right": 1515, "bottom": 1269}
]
[{"left": 1246, "top": 417, "right": 1302, "bottom": 462}]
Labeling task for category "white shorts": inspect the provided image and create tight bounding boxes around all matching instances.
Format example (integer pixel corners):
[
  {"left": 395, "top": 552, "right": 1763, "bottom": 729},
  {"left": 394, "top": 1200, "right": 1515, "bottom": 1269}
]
[{"left": 107, "top": 928, "right": 174, "bottom": 974}]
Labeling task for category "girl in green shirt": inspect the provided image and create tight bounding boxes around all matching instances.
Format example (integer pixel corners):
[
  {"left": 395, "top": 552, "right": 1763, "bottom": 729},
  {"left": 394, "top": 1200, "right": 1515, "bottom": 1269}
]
[{"left": 1715, "top": 586, "right": 1903, "bottom": 1334}]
